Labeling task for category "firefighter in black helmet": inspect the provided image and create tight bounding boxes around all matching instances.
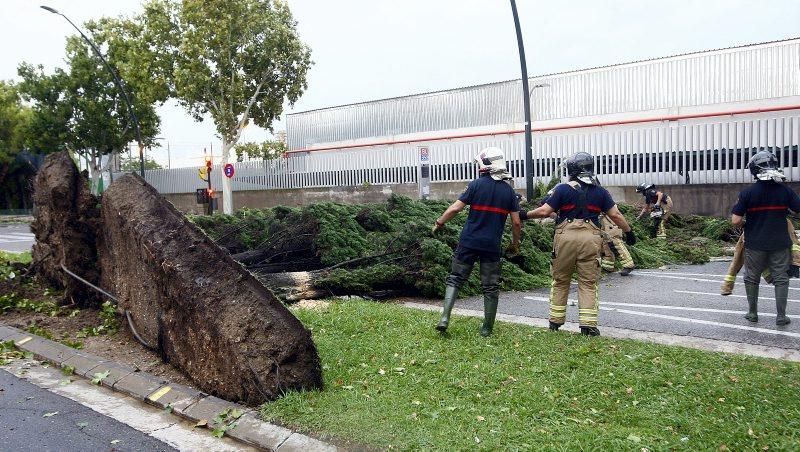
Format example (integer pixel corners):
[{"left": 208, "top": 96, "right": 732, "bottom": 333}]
[
  {"left": 731, "top": 150, "right": 800, "bottom": 326},
  {"left": 524, "top": 152, "right": 635, "bottom": 336},
  {"left": 636, "top": 183, "right": 673, "bottom": 239}
]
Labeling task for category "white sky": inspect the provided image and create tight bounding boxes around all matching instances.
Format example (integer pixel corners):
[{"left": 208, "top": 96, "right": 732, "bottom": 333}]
[{"left": 2, "top": 0, "right": 798, "bottom": 168}]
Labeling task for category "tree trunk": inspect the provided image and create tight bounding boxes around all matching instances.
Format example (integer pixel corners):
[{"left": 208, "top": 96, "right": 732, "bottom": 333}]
[
  {"left": 221, "top": 138, "right": 234, "bottom": 214},
  {"left": 90, "top": 151, "right": 102, "bottom": 196}
]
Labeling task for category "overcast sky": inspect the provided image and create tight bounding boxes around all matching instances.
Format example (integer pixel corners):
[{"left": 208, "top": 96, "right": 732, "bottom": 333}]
[{"left": 2, "top": 0, "right": 798, "bottom": 168}]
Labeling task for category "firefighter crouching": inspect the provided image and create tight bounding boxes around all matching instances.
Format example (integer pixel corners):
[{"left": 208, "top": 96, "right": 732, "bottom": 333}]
[
  {"left": 600, "top": 213, "right": 635, "bottom": 275},
  {"left": 523, "top": 152, "right": 636, "bottom": 336},
  {"left": 636, "top": 183, "right": 673, "bottom": 239},
  {"left": 432, "top": 147, "right": 522, "bottom": 337}
]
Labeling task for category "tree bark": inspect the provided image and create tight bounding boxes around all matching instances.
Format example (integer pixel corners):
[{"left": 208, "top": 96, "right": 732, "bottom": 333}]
[{"left": 221, "top": 137, "right": 234, "bottom": 214}]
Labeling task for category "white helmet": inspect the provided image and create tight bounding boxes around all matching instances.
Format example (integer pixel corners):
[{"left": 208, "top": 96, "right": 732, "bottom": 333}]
[{"left": 475, "top": 147, "right": 511, "bottom": 181}]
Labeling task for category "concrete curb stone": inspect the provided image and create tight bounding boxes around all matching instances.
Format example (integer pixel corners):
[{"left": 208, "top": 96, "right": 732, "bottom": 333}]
[
  {"left": 1, "top": 322, "right": 338, "bottom": 451},
  {"left": 277, "top": 433, "right": 338, "bottom": 452},
  {"left": 144, "top": 382, "right": 205, "bottom": 415},
  {"left": 113, "top": 371, "right": 168, "bottom": 401}
]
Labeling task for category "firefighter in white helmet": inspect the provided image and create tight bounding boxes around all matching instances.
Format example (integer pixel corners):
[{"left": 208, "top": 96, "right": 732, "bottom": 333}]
[{"left": 432, "top": 147, "right": 522, "bottom": 336}]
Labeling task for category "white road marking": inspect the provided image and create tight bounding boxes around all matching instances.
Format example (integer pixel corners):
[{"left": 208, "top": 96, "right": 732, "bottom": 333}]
[
  {"left": 1, "top": 362, "right": 254, "bottom": 451},
  {"left": 675, "top": 290, "right": 800, "bottom": 304},
  {"left": 610, "top": 309, "right": 800, "bottom": 339},
  {"left": 635, "top": 273, "right": 800, "bottom": 291},
  {"left": 525, "top": 296, "right": 780, "bottom": 316}
]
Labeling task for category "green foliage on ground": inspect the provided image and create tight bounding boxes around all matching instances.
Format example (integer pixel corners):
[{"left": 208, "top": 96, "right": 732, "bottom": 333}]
[
  {"left": 192, "top": 195, "right": 732, "bottom": 297},
  {"left": 261, "top": 300, "right": 800, "bottom": 450}
]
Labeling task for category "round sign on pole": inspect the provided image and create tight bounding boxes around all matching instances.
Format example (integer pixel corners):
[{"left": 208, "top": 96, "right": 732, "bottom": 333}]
[{"left": 224, "top": 163, "right": 235, "bottom": 178}]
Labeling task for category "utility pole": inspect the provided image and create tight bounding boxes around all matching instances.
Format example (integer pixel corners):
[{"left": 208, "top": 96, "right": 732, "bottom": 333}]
[{"left": 509, "top": 0, "right": 534, "bottom": 201}]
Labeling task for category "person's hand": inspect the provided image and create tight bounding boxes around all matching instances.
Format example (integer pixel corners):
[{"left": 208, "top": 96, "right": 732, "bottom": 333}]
[
  {"left": 624, "top": 230, "right": 637, "bottom": 246},
  {"left": 431, "top": 220, "right": 444, "bottom": 235},
  {"left": 506, "top": 242, "right": 520, "bottom": 257}
]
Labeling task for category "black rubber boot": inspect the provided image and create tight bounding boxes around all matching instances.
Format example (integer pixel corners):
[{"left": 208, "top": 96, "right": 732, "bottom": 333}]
[
  {"left": 436, "top": 286, "right": 458, "bottom": 332},
  {"left": 548, "top": 321, "right": 562, "bottom": 331},
  {"left": 775, "top": 284, "right": 791, "bottom": 326},
  {"left": 744, "top": 283, "right": 759, "bottom": 322},
  {"left": 580, "top": 326, "right": 600, "bottom": 336},
  {"left": 479, "top": 260, "right": 502, "bottom": 337},
  {"left": 436, "top": 259, "right": 473, "bottom": 332},
  {"left": 480, "top": 293, "right": 498, "bottom": 337},
  {"left": 620, "top": 266, "right": 634, "bottom": 276}
]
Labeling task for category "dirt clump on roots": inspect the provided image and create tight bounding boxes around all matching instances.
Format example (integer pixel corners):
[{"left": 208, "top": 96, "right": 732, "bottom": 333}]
[
  {"left": 98, "top": 174, "right": 323, "bottom": 405},
  {"left": 30, "top": 151, "right": 101, "bottom": 307}
]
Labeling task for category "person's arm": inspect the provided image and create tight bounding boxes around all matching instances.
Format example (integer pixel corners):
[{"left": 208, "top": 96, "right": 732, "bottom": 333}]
[
  {"left": 636, "top": 204, "right": 649, "bottom": 220},
  {"left": 731, "top": 214, "right": 744, "bottom": 227},
  {"left": 656, "top": 192, "right": 664, "bottom": 205},
  {"left": 788, "top": 188, "right": 800, "bottom": 215},
  {"left": 606, "top": 205, "right": 632, "bottom": 232},
  {"left": 527, "top": 203, "right": 556, "bottom": 219},
  {"left": 730, "top": 192, "right": 747, "bottom": 228},
  {"left": 432, "top": 200, "right": 467, "bottom": 233}
]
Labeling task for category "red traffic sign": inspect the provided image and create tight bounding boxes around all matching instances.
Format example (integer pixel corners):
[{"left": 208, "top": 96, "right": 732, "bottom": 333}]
[{"left": 223, "top": 163, "right": 235, "bottom": 178}]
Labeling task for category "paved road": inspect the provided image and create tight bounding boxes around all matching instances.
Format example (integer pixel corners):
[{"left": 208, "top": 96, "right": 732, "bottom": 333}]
[
  {"left": 419, "top": 260, "right": 800, "bottom": 350},
  {"left": 0, "top": 224, "right": 35, "bottom": 253},
  {"left": 0, "top": 369, "right": 174, "bottom": 452}
]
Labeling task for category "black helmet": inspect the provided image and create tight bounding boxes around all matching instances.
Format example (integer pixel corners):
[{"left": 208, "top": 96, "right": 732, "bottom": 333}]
[
  {"left": 565, "top": 152, "right": 596, "bottom": 184},
  {"left": 636, "top": 183, "right": 655, "bottom": 194},
  {"left": 748, "top": 150, "right": 784, "bottom": 181}
]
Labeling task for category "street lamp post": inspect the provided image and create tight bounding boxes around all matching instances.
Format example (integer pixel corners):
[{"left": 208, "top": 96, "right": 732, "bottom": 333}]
[
  {"left": 509, "top": 0, "right": 534, "bottom": 201},
  {"left": 40, "top": 5, "right": 146, "bottom": 178}
]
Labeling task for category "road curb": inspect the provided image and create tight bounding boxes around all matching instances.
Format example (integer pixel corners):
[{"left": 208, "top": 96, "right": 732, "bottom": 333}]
[
  {"left": 404, "top": 302, "right": 800, "bottom": 362},
  {"left": 0, "top": 323, "right": 336, "bottom": 451}
]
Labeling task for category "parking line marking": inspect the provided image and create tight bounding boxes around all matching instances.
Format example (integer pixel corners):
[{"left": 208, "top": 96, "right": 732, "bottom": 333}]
[
  {"left": 675, "top": 290, "right": 800, "bottom": 304},
  {"left": 610, "top": 309, "right": 800, "bottom": 338},
  {"left": 525, "top": 296, "right": 780, "bottom": 316},
  {"left": 635, "top": 273, "right": 800, "bottom": 291}
]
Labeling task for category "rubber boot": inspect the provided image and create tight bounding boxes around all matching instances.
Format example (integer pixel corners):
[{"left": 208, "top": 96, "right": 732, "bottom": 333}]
[
  {"left": 580, "top": 326, "right": 600, "bottom": 336},
  {"left": 744, "top": 283, "right": 759, "bottom": 322},
  {"left": 479, "top": 260, "right": 502, "bottom": 337},
  {"left": 548, "top": 321, "right": 561, "bottom": 331},
  {"left": 620, "top": 266, "right": 634, "bottom": 276},
  {"left": 775, "top": 284, "right": 791, "bottom": 326},
  {"left": 436, "top": 286, "right": 458, "bottom": 332},
  {"left": 480, "top": 293, "right": 498, "bottom": 337}
]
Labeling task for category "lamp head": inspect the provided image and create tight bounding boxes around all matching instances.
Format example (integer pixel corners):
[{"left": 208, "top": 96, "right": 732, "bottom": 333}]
[{"left": 40, "top": 5, "right": 60, "bottom": 14}]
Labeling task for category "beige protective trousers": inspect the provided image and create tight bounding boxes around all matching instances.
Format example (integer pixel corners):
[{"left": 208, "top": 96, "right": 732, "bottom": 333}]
[
  {"left": 721, "top": 219, "right": 800, "bottom": 294},
  {"left": 600, "top": 216, "right": 634, "bottom": 271},
  {"left": 655, "top": 196, "right": 673, "bottom": 239},
  {"left": 550, "top": 219, "right": 603, "bottom": 326}
]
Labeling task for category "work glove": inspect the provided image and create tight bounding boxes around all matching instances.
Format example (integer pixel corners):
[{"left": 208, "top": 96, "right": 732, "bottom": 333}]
[
  {"left": 518, "top": 209, "right": 529, "bottom": 221},
  {"left": 624, "top": 230, "right": 637, "bottom": 246},
  {"left": 790, "top": 265, "right": 800, "bottom": 279},
  {"left": 505, "top": 242, "right": 520, "bottom": 257}
]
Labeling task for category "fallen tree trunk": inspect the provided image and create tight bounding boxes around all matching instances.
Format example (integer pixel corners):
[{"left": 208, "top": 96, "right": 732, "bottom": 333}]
[{"left": 98, "top": 174, "right": 323, "bottom": 405}]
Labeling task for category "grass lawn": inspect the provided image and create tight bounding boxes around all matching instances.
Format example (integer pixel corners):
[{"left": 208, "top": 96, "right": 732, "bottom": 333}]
[{"left": 261, "top": 300, "right": 800, "bottom": 451}]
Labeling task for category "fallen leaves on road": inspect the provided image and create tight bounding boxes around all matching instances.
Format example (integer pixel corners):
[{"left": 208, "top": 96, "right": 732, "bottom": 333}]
[
  {"left": 42, "top": 411, "right": 58, "bottom": 418},
  {"left": 91, "top": 370, "right": 110, "bottom": 385}
]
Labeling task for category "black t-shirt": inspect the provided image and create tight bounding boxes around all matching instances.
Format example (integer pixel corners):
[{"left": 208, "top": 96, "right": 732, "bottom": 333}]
[
  {"left": 731, "top": 181, "right": 800, "bottom": 251},
  {"left": 457, "top": 174, "right": 520, "bottom": 252},
  {"left": 545, "top": 182, "right": 616, "bottom": 225}
]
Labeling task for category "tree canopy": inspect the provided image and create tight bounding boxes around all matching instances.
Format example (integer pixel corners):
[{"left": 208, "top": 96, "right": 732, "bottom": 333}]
[
  {"left": 234, "top": 139, "right": 287, "bottom": 162},
  {"left": 107, "top": 0, "right": 311, "bottom": 212}
]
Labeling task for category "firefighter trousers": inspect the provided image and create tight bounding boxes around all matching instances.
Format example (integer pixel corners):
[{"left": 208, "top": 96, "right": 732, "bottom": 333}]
[
  {"left": 601, "top": 237, "right": 634, "bottom": 271},
  {"left": 722, "top": 219, "right": 800, "bottom": 294},
  {"left": 550, "top": 219, "right": 603, "bottom": 327}
]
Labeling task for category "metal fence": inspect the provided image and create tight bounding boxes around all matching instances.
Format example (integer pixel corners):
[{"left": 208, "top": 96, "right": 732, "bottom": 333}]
[
  {"left": 136, "top": 111, "right": 800, "bottom": 195},
  {"left": 286, "top": 39, "right": 800, "bottom": 150}
]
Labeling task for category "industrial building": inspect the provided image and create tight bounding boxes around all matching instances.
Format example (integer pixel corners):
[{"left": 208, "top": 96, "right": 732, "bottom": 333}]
[{"left": 145, "top": 38, "right": 800, "bottom": 214}]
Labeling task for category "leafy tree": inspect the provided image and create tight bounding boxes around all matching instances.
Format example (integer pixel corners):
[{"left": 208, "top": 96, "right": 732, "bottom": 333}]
[
  {"left": 0, "top": 81, "right": 35, "bottom": 209},
  {"left": 234, "top": 139, "right": 286, "bottom": 162},
  {"left": 110, "top": 0, "right": 311, "bottom": 213},
  {"left": 18, "top": 35, "right": 160, "bottom": 194},
  {"left": 121, "top": 155, "right": 163, "bottom": 171}
]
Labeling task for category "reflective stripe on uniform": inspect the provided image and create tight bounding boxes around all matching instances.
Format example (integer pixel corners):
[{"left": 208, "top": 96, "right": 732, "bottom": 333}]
[
  {"left": 724, "top": 274, "right": 736, "bottom": 282},
  {"left": 550, "top": 304, "right": 567, "bottom": 319}
]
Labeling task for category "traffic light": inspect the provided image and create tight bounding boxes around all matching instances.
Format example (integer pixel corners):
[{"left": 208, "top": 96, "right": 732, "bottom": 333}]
[
  {"left": 207, "top": 188, "right": 214, "bottom": 199},
  {"left": 205, "top": 155, "right": 213, "bottom": 172}
]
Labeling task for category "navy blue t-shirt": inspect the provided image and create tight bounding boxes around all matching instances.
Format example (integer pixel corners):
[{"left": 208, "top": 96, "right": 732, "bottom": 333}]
[
  {"left": 457, "top": 174, "right": 520, "bottom": 252},
  {"left": 731, "top": 181, "right": 800, "bottom": 251},
  {"left": 545, "top": 182, "right": 616, "bottom": 225}
]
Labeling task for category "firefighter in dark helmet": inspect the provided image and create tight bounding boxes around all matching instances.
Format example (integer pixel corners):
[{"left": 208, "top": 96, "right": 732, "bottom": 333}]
[
  {"left": 731, "top": 150, "right": 800, "bottom": 326},
  {"left": 523, "top": 152, "right": 635, "bottom": 335},
  {"left": 635, "top": 183, "right": 673, "bottom": 239}
]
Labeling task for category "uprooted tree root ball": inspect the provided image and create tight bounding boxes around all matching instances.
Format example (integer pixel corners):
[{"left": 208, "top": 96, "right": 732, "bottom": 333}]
[{"left": 191, "top": 195, "right": 737, "bottom": 301}]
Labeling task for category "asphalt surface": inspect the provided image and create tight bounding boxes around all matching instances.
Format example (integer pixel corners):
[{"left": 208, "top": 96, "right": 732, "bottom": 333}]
[
  {"left": 419, "top": 260, "right": 800, "bottom": 350},
  {"left": 0, "top": 369, "right": 175, "bottom": 452},
  {"left": 0, "top": 224, "right": 35, "bottom": 253}
]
